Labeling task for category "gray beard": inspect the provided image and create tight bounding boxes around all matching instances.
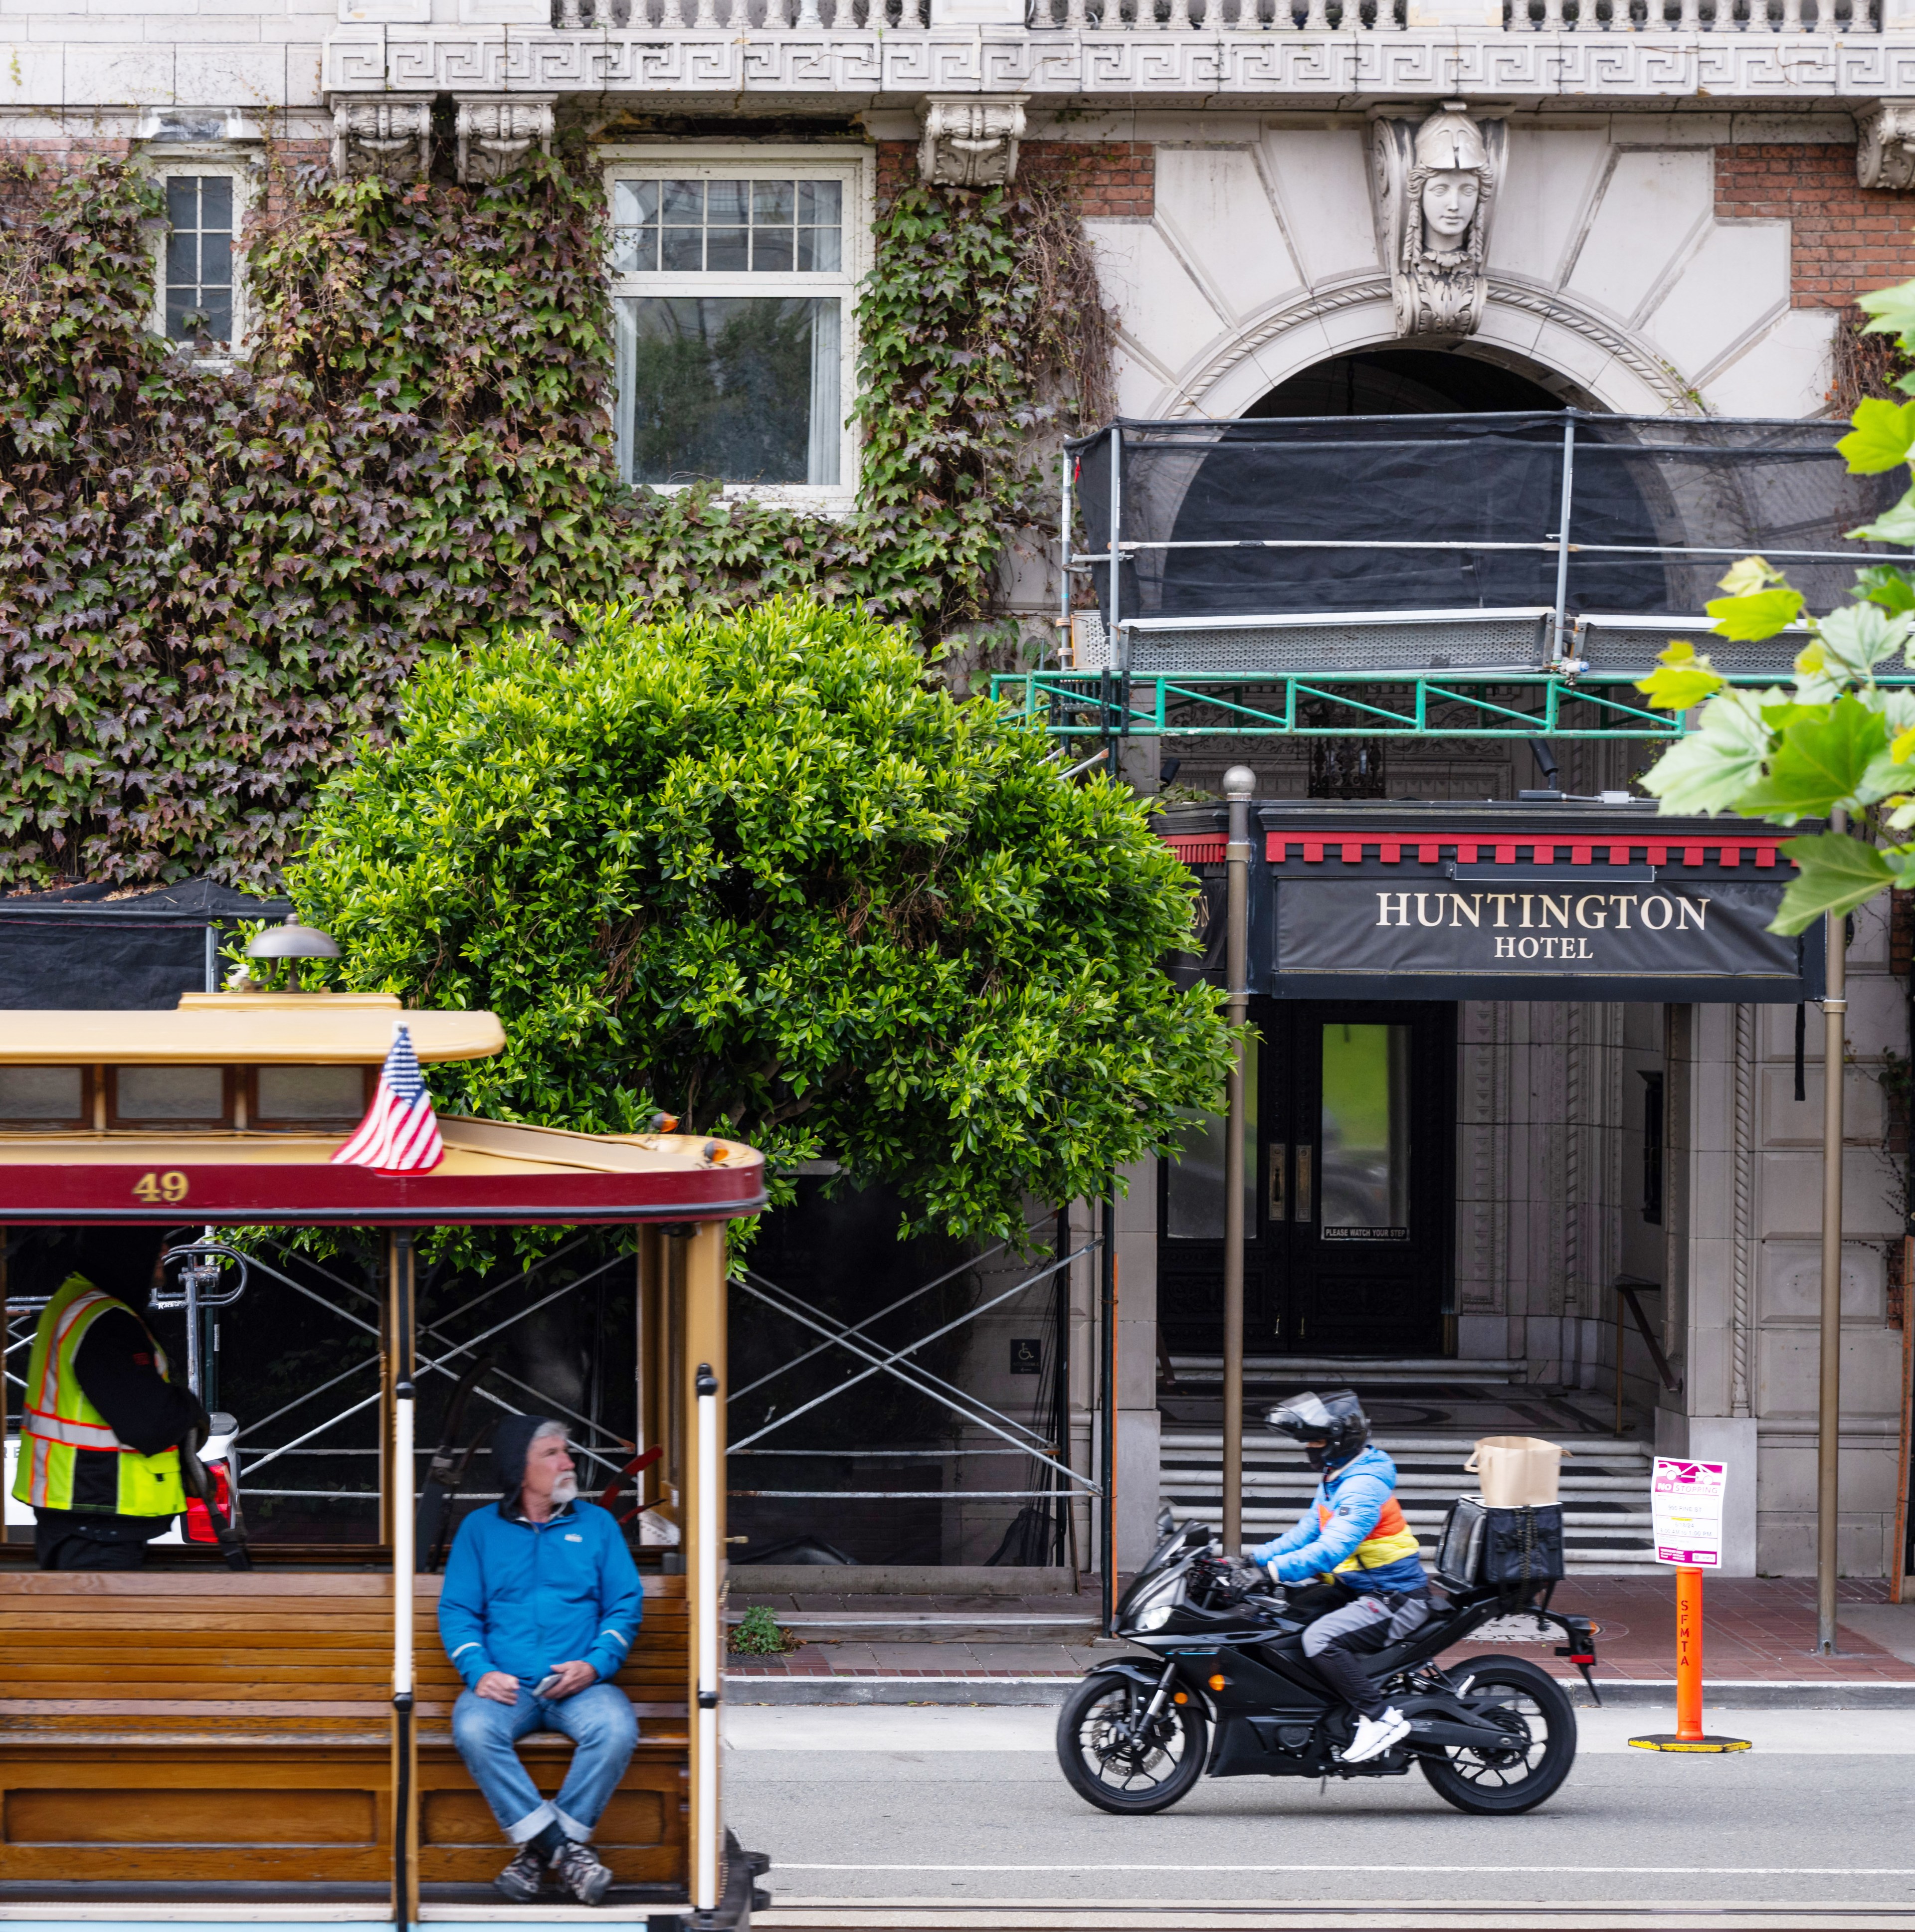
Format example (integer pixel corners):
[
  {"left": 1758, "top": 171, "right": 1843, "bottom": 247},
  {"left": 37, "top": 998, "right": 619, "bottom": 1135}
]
[{"left": 550, "top": 1473, "right": 579, "bottom": 1506}]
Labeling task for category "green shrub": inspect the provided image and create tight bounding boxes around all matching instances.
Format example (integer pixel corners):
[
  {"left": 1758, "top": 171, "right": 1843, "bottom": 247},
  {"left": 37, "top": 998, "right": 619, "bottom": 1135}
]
[{"left": 287, "top": 596, "right": 1230, "bottom": 1240}]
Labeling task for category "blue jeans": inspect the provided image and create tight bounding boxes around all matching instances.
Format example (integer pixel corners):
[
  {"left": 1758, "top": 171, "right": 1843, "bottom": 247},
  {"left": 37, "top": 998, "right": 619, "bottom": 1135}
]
[{"left": 451, "top": 1681, "right": 638, "bottom": 1844}]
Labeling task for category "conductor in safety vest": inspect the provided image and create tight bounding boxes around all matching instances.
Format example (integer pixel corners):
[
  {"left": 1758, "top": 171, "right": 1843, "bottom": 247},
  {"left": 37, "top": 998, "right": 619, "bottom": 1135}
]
[{"left": 12, "top": 1230, "right": 208, "bottom": 1571}]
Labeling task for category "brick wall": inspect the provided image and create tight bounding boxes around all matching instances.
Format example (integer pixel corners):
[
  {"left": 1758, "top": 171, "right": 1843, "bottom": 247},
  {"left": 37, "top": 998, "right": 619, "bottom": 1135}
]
[
  {"left": 876, "top": 138, "right": 1153, "bottom": 217},
  {"left": 1716, "top": 143, "right": 1915, "bottom": 308}
]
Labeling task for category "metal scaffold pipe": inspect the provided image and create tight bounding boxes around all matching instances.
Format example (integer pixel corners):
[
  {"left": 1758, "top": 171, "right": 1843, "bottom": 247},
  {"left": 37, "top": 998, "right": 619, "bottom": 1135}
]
[
  {"left": 1817, "top": 811, "right": 1849, "bottom": 1657},
  {"left": 1221, "top": 765, "right": 1255, "bottom": 1559}
]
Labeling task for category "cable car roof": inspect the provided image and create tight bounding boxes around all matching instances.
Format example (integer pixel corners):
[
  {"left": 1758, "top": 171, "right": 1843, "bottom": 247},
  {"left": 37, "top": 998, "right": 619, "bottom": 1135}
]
[{"left": 0, "top": 992, "right": 503, "bottom": 1065}]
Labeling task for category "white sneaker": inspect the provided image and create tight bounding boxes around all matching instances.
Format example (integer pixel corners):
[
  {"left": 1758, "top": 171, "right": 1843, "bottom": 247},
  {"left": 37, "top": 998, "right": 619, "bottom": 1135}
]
[{"left": 1342, "top": 1705, "right": 1411, "bottom": 1764}]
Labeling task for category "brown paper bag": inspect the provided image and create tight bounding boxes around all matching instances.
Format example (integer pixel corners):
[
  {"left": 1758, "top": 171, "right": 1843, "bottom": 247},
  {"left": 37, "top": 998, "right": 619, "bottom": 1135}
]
[{"left": 1464, "top": 1435, "right": 1573, "bottom": 1508}]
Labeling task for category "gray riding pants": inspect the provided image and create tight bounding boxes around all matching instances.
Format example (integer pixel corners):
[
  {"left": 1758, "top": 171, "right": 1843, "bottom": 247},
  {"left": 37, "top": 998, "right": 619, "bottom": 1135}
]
[{"left": 1301, "top": 1590, "right": 1431, "bottom": 1720}]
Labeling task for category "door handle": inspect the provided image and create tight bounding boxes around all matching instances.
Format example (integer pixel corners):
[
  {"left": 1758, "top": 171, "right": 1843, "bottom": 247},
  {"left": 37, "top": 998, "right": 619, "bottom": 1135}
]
[
  {"left": 1295, "top": 1145, "right": 1314, "bottom": 1224},
  {"left": 1268, "top": 1143, "right": 1287, "bottom": 1222}
]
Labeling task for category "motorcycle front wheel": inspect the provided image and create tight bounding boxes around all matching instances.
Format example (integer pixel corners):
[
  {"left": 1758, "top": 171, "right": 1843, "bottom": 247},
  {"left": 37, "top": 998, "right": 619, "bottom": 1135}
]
[
  {"left": 1418, "top": 1655, "right": 1577, "bottom": 1815},
  {"left": 1055, "top": 1671, "right": 1208, "bottom": 1815}
]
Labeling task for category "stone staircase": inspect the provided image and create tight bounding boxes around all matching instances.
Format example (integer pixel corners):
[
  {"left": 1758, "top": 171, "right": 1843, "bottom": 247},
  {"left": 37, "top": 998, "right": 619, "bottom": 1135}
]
[{"left": 1158, "top": 1429, "right": 1660, "bottom": 1574}]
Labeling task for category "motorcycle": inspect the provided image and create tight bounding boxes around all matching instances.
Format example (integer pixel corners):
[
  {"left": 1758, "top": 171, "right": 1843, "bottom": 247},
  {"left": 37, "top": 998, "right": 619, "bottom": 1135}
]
[{"left": 1055, "top": 1506, "right": 1600, "bottom": 1817}]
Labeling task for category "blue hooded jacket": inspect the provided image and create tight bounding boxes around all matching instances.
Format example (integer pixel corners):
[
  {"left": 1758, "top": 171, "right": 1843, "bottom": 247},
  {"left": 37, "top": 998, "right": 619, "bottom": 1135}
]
[
  {"left": 438, "top": 1495, "right": 643, "bottom": 1690},
  {"left": 1248, "top": 1441, "right": 1426, "bottom": 1595}
]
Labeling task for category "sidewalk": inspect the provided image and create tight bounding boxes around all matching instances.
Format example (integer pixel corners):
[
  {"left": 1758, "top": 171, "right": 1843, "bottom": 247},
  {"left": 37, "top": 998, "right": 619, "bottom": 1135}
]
[{"left": 724, "top": 1577, "right": 1915, "bottom": 1704}]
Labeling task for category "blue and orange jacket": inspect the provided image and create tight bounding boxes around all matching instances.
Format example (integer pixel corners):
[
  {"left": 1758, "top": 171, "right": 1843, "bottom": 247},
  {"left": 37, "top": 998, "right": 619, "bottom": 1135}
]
[{"left": 1250, "top": 1442, "right": 1425, "bottom": 1595}]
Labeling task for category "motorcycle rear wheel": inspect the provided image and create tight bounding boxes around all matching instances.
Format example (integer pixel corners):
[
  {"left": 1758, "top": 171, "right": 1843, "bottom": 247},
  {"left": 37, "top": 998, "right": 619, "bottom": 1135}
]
[
  {"left": 1417, "top": 1655, "right": 1577, "bottom": 1815},
  {"left": 1056, "top": 1672, "right": 1208, "bottom": 1815}
]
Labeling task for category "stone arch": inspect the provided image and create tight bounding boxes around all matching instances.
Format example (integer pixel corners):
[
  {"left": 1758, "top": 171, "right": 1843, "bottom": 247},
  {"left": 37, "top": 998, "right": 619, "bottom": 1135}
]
[{"left": 1156, "top": 279, "right": 1700, "bottom": 422}]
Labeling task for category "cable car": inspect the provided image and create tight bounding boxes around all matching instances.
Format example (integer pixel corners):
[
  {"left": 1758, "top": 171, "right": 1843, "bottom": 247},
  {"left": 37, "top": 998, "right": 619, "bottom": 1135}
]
[{"left": 0, "top": 985, "right": 766, "bottom": 1928}]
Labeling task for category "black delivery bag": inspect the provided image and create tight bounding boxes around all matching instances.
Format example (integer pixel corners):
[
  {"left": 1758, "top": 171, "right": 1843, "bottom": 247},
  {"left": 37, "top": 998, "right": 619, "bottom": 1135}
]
[{"left": 1435, "top": 1496, "right": 1565, "bottom": 1587}]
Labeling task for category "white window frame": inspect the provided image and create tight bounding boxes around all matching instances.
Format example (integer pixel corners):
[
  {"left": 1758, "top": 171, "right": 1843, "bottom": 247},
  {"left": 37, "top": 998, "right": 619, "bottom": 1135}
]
[
  {"left": 144, "top": 151, "right": 256, "bottom": 366},
  {"left": 601, "top": 144, "right": 874, "bottom": 513}
]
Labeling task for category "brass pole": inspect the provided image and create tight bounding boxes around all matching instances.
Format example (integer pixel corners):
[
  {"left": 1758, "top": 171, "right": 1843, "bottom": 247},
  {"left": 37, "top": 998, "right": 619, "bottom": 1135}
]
[
  {"left": 1817, "top": 811, "right": 1849, "bottom": 1656},
  {"left": 1221, "top": 766, "right": 1255, "bottom": 1558}
]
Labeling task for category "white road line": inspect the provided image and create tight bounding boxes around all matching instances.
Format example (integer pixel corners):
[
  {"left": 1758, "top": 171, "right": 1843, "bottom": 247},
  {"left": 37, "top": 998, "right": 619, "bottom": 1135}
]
[{"left": 771, "top": 1865, "right": 1915, "bottom": 1877}]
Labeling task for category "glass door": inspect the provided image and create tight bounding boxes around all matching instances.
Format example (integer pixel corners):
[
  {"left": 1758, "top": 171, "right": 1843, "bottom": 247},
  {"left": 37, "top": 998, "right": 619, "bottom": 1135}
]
[{"left": 1159, "top": 1001, "right": 1453, "bottom": 1358}]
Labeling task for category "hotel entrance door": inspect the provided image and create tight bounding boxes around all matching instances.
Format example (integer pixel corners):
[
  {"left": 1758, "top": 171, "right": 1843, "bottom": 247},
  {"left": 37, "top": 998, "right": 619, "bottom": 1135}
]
[{"left": 1158, "top": 1000, "right": 1454, "bottom": 1357}]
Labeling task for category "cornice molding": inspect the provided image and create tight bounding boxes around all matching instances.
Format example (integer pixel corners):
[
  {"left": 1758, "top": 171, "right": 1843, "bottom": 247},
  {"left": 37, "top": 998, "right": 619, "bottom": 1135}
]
[{"left": 322, "top": 25, "right": 1915, "bottom": 97}]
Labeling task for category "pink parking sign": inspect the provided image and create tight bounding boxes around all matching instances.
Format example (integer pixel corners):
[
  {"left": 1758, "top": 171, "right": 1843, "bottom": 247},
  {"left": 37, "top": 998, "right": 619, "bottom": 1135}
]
[{"left": 1650, "top": 1458, "right": 1727, "bottom": 1568}]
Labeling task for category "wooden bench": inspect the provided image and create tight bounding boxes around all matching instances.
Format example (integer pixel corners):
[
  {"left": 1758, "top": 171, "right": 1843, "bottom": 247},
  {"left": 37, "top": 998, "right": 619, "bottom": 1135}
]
[{"left": 0, "top": 1570, "right": 689, "bottom": 1888}]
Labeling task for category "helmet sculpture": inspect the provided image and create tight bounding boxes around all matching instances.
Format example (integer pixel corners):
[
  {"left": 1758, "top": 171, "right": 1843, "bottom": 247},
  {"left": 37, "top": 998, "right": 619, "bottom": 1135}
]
[{"left": 1266, "top": 1389, "right": 1370, "bottom": 1472}]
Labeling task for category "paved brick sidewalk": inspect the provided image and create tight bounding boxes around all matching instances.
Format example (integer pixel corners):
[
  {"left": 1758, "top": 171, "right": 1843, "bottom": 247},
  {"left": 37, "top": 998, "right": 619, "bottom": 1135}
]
[{"left": 725, "top": 1577, "right": 1915, "bottom": 1684}]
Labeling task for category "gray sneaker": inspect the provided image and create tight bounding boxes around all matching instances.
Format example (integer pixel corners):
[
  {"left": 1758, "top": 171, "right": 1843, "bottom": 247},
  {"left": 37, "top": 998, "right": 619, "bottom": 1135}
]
[
  {"left": 551, "top": 1839, "right": 612, "bottom": 1907},
  {"left": 494, "top": 1845, "right": 548, "bottom": 1902}
]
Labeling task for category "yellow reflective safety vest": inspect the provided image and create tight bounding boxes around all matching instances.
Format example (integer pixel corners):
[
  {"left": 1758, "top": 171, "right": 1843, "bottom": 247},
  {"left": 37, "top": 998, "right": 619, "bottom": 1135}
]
[{"left": 12, "top": 1276, "right": 188, "bottom": 1518}]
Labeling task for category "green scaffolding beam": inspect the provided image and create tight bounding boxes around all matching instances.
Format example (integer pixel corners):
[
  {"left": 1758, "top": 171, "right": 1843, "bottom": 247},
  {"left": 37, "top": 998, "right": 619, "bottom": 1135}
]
[{"left": 988, "top": 668, "right": 1891, "bottom": 742}]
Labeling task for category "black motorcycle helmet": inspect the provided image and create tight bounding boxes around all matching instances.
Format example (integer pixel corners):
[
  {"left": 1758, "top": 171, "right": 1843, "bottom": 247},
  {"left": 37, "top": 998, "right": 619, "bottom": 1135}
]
[{"left": 1266, "top": 1389, "right": 1369, "bottom": 1472}]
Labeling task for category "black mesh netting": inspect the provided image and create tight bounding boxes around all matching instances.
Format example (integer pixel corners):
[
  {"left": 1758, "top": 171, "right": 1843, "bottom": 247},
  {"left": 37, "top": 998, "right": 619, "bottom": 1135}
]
[{"left": 1072, "top": 412, "right": 1901, "bottom": 624}]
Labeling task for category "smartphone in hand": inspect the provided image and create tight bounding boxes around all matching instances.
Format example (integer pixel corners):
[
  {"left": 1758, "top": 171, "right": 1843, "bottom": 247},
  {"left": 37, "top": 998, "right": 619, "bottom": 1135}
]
[{"left": 533, "top": 1672, "right": 563, "bottom": 1700}]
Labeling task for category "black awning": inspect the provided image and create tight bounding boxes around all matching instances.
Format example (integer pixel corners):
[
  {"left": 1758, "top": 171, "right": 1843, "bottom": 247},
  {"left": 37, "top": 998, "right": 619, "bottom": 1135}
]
[
  {"left": 0, "top": 878, "right": 292, "bottom": 1010},
  {"left": 1158, "top": 802, "right": 1824, "bottom": 1004}
]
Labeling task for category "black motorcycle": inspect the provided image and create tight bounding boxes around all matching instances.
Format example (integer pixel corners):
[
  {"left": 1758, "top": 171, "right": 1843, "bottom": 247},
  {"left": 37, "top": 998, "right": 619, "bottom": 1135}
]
[{"left": 1055, "top": 1508, "right": 1600, "bottom": 1817}]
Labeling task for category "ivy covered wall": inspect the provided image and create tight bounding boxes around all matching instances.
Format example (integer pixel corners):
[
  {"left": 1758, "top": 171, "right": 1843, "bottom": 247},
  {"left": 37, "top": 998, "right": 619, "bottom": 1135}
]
[{"left": 0, "top": 137, "right": 1116, "bottom": 892}]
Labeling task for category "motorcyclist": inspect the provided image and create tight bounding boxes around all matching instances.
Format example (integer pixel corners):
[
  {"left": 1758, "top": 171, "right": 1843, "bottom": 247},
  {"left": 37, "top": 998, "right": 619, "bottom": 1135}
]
[{"left": 1248, "top": 1389, "right": 1429, "bottom": 1764}]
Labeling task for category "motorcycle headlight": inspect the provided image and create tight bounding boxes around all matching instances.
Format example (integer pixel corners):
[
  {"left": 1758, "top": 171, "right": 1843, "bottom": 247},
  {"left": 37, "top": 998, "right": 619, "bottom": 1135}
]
[{"left": 1137, "top": 1603, "right": 1174, "bottom": 1632}]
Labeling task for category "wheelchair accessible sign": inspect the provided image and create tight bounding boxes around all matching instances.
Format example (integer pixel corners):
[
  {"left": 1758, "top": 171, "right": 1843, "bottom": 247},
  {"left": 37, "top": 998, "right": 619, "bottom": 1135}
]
[{"left": 1651, "top": 1458, "right": 1727, "bottom": 1568}]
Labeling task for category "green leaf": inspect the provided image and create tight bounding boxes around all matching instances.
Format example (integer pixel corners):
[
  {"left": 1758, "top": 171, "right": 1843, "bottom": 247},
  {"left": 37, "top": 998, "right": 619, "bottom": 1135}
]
[
  {"left": 1733, "top": 693, "right": 1889, "bottom": 822},
  {"left": 1837, "top": 397, "right": 1915, "bottom": 475},
  {"left": 1846, "top": 490, "right": 1915, "bottom": 547},
  {"left": 1851, "top": 564, "right": 1915, "bottom": 616},
  {"left": 1637, "top": 646, "right": 1724, "bottom": 712},
  {"left": 1707, "top": 587, "right": 1805, "bottom": 642},
  {"left": 1637, "top": 687, "right": 1776, "bottom": 815},
  {"left": 1768, "top": 833, "right": 1896, "bottom": 934},
  {"left": 1859, "top": 278, "right": 1915, "bottom": 343},
  {"left": 1814, "top": 601, "right": 1911, "bottom": 677},
  {"left": 1717, "top": 555, "right": 1784, "bottom": 598}
]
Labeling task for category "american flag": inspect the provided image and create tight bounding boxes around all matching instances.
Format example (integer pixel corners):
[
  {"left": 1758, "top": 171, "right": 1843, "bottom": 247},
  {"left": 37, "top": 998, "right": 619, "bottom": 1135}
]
[{"left": 331, "top": 1025, "right": 445, "bottom": 1175}]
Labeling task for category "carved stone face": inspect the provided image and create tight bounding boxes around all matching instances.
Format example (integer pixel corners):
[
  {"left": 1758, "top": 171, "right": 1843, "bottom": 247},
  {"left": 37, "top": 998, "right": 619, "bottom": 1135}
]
[{"left": 1419, "top": 169, "right": 1481, "bottom": 254}]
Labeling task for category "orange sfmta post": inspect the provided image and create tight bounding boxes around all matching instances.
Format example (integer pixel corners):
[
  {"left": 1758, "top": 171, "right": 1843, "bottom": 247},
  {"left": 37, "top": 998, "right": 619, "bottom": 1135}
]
[{"left": 1628, "top": 1565, "right": 1750, "bottom": 1754}]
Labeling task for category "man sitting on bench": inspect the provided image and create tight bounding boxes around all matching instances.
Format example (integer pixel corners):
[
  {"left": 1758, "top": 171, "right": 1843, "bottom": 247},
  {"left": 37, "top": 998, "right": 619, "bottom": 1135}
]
[{"left": 440, "top": 1415, "right": 643, "bottom": 1906}]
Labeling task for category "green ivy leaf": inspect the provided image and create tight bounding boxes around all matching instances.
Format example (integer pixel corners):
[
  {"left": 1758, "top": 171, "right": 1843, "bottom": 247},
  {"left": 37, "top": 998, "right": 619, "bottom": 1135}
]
[
  {"left": 1637, "top": 687, "right": 1776, "bottom": 816},
  {"left": 1837, "top": 397, "right": 1915, "bottom": 475},
  {"left": 1768, "top": 833, "right": 1897, "bottom": 934},
  {"left": 1707, "top": 587, "right": 1806, "bottom": 642},
  {"left": 1846, "top": 490, "right": 1915, "bottom": 547},
  {"left": 1859, "top": 278, "right": 1915, "bottom": 344},
  {"left": 1733, "top": 694, "right": 1889, "bottom": 822},
  {"left": 1637, "top": 639, "right": 1724, "bottom": 712},
  {"left": 1851, "top": 564, "right": 1915, "bottom": 616}
]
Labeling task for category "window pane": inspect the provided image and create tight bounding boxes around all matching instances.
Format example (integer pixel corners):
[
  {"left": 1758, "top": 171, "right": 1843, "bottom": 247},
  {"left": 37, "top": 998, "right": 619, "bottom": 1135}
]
[
  {"left": 167, "top": 177, "right": 197, "bottom": 226},
  {"left": 167, "top": 232, "right": 198, "bottom": 283},
  {"left": 610, "top": 223, "right": 657, "bottom": 274},
  {"left": 662, "top": 226, "right": 704, "bottom": 271},
  {"left": 797, "top": 224, "right": 841, "bottom": 273},
  {"left": 798, "top": 180, "right": 841, "bottom": 223},
  {"left": 613, "top": 180, "right": 658, "bottom": 225},
  {"left": 706, "top": 226, "right": 749, "bottom": 272},
  {"left": 618, "top": 296, "right": 842, "bottom": 489},
  {"left": 1319, "top": 1023, "right": 1410, "bottom": 1236},
  {"left": 661, "top": 179, "right": 704, "bottom": 222},
  {"left": 115, "top": 1066, "right": 225, "bottom": 1121},
  {"left": 200, "top": 233, "right": 232, "bottom": 286},
  {"left": 0, "top": 1067, "right": 83, "bottom": 1121},
  {"left": 706, "top": 180, "right": 749, "bottom": 223},
  {"left": 752, "top": 227, "right": 793, "bottom": 273},
  {"left": 256, "top": 1065, "right": 366, "bottom": 1121},
  {"left": 200, "top": 175, "right": 232, "bottom": 227},
  {"left": 753, "top": 179, "right": 793, "bottom": 221},
  {"left": 1165, "top": 1035, "right": 1258, "bottom": 1239}
]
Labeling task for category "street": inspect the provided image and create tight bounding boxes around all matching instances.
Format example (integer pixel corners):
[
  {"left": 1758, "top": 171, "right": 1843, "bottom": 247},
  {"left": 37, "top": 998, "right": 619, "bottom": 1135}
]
[{"left": 727, "top": 1705, "right": 1915, "bottom": 1925}]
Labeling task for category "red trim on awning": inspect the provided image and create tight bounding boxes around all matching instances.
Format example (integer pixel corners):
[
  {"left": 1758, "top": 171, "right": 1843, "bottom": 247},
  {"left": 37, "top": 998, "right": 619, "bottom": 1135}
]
[
  {"left": 1159, "top": 831, "right": 1800, "bottom": 871},
  {"left": 1163, "top": 834, "right": 1226, "bottom": 864}
]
